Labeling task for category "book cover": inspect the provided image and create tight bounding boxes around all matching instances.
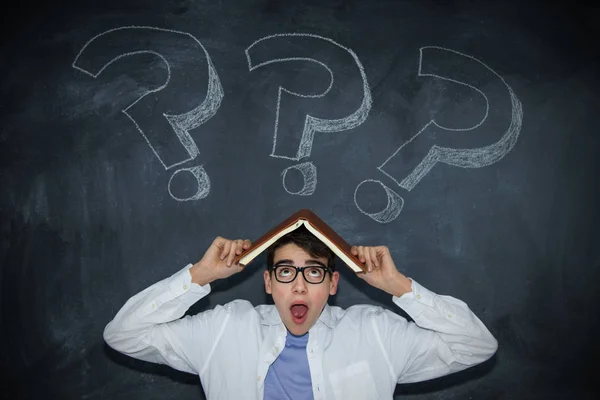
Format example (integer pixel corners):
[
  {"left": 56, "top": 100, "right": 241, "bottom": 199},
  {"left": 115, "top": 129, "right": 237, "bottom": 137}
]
[{"left": 235, "top": 209, "right": 366, "bottom": 273}]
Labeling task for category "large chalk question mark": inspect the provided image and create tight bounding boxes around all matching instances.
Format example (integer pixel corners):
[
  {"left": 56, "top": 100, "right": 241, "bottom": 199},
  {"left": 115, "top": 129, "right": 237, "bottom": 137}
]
[
  {"left": 72, "top": 26, "right": 224, "bottom": 201},
  {"left": 355, "top": 46, "right": 523, "bottom": 223},
  {"left": 245, "top": 33, "right": 372, "bottom": 195}
]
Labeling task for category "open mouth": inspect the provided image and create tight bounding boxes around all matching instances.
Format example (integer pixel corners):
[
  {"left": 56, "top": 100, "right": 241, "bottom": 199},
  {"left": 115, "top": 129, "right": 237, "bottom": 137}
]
[{"left": 290, "top": 304, "right": 309, "bottom": 324}]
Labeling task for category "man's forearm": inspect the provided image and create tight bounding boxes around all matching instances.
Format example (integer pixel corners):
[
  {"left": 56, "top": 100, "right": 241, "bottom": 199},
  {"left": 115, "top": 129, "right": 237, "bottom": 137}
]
[
  {"left": 104, "top": 264, "right": 210, "bottom": 354},
  {"left": 387, "top": 272, "right": 413, "bottom": 297},
  {"left": 189, "top": 262, "right": 217, "bottom": 286}
]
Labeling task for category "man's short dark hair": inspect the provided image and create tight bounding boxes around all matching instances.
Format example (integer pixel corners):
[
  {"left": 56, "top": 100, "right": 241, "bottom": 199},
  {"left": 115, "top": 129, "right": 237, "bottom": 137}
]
[{"left": 266, "top": 226, "right": 336, "bottom": 272}]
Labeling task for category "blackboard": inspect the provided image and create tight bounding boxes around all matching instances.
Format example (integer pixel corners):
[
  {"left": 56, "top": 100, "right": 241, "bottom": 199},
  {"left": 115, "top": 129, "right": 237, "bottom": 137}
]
[{"left": 2, "top": 0, "right": 599, "bottom": 399}]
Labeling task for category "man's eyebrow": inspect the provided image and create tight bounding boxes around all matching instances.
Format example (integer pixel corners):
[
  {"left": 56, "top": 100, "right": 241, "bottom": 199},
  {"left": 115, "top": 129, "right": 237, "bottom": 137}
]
[
  {"left": 305, "top": 260, "right": 327, "bottom": 268},
  {"left": 274, "top": 259, "right": 294, "bottom": 267},
  {"left": 273, "top": 259, "right": 327, "bottom": 268}
]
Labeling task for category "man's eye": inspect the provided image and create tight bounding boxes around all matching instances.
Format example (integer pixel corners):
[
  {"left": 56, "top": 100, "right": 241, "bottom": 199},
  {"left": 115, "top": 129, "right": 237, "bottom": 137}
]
[
  {"left": 278, "top": 267, "right": 293, "bottom": 276},
  {"left": 306, "top": 267, "right": 323, "bottom": 277}
]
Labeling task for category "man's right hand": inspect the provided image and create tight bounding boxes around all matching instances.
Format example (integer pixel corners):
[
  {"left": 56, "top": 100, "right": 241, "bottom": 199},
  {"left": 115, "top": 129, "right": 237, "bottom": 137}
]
[{"left": 189, "top": 237, "right": 252, "bottom": 286}]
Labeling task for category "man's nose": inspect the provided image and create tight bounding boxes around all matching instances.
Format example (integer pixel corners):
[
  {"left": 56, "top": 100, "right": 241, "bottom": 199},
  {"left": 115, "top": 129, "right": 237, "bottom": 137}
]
[{"left": 292, "top": 273, "right": 308, "bottom": 293}]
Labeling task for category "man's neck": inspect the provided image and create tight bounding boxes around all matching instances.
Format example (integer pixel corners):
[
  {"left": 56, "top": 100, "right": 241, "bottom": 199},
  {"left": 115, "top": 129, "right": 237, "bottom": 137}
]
[{"left": 287, "top": 330, "right": 308, "bottom": 338}]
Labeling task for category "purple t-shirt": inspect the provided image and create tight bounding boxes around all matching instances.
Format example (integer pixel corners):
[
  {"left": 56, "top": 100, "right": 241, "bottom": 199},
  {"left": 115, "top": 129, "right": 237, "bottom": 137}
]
[{"left": 263, "top": 332, "right": 313, "bottom": 399}]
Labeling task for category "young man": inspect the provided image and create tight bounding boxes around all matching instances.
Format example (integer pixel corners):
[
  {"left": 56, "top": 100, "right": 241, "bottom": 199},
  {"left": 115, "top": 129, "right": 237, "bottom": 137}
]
[{"left": 104, "top": 227, "right": 497, "bottom": 400}]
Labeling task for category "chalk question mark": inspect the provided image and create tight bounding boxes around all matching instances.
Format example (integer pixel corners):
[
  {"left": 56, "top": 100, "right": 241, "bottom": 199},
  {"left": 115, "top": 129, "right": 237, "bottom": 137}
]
[
  {"left": 355, "top": 46, "right": 523, "bottom": 223},
  {"left": 73, "top": 26, "right": 224, "bottom": 201},
  {"left": 245, "top": 33, "right": 372, "bottom": 195}
]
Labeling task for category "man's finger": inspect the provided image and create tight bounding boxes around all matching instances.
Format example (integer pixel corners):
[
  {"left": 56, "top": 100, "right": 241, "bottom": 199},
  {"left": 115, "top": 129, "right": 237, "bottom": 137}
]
[
  {"left": 220, "top": 240, "right": 232, "bottom": 260},
  {"left": 235, "top": 240, "right": 244, "bottom": 255},
  {"left": 370, "top": 247, "right": 379, "bottom": 268},
  {"left": 364, "top": 247, "right": 373, "bottom": 272},
  {"left": 359, "top": 246, "right": 366, "bottom": 263},
  {"left": 227, "top": 241, "right": 237, "bottom": 266}
]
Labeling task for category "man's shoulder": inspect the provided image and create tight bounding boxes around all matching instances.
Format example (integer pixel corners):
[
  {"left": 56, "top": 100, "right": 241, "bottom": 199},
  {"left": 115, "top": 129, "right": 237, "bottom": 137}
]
[
  {"left": 327, "top": 303, "right": 409, "bottom": 335},
  {"left": 329, "top": 303, "right": 389, "bottom": 323},
  {"left": 211, "top": 299, "right": 274, "bottom": 318}
]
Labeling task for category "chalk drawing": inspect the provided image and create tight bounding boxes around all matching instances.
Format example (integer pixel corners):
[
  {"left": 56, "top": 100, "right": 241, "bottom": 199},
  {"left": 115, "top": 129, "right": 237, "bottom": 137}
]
[
  {"left": 168, "top": 166, "right": 211, "bottom": 201},
  {"left": 356, "top": 46, "right": 523, "bottom": 223},
  {"left": 246, "top": 33, "right": 372, "bottom": 194},
  {"left": 281, "top": 161, "right": 317, "bottom": 195},
  {"left": 379, "top": 46, "right": 523, "bottom": 191},
  {"left": 354, "top": 179, "right": 404, "bottom": 224},
  {"left": 72, "top": 26, "right": 223, "bottom": 201}
]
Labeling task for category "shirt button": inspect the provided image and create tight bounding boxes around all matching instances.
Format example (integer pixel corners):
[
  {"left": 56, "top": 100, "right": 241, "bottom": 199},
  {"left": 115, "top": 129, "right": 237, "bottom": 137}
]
[
  {"left": 257, "top": 376, "right": 261, "bottom": 381},
  {"left": 152, "top": 303, "right": 156, "bottom": 309},
  {"left": 183, "top": 284, "right": 188, "bottom": 291},
  {"left": 447, "top": 314, "right": 452, "bottom": 318},
  {"left": 416, "top": 294, "right": 421, "bottom": 299},
  {"left": 274, "top": 346, "right": 279, "bottom": 353}
]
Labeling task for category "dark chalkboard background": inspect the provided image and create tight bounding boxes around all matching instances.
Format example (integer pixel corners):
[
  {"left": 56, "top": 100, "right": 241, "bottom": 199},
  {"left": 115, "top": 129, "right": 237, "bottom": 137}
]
[{"left": 2, "top": 0, "right": 599, "bottom": 399}]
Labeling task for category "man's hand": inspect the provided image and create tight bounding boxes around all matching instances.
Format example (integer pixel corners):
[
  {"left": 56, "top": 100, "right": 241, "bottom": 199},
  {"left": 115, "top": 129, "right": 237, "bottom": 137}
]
[
  {"left": 351, "top": 245, "right": 413, "bottom": 297},
  {"left": 189, "top": 237, "right": 252, "bottom": 286}
]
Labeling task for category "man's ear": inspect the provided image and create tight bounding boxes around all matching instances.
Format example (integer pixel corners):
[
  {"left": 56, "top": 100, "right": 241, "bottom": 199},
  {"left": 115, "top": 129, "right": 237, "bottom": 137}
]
[
  {"left": 329, "top": 271, "right": 340, "bottom": 295},
  {"left": 264, "top": 270, "right": 272, "bottom": 294}
]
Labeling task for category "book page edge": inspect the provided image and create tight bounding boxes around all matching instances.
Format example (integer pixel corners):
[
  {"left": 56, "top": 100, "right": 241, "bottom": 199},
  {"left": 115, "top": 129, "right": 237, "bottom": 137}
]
[
  {"left": 302, "top": 220, "right": 363, "bottom": 273},
  {"left": 239, "top": 219, "right": 305, "bottom": 265}
]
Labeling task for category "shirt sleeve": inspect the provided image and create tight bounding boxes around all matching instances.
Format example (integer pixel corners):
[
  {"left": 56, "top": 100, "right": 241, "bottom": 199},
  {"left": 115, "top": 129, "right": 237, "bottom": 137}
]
[
  {"left": 375, "top": 278, "right": 498, "bottom": 384},
  {"left": 103, "top": 263, "right": 224, "bottom": 375}
]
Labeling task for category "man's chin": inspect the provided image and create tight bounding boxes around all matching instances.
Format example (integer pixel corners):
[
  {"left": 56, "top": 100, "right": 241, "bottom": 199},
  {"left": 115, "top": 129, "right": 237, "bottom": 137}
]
[
  {"left": 288, "top": 327, "right": 309, "bottom": 336},
  {"left": 284, "top": 316, "right": 313, "bottom": 336}
]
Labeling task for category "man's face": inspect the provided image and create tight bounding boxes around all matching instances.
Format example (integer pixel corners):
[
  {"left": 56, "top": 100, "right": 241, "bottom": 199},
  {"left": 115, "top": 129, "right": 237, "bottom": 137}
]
[{"left": 263, "top": 243, "right": 339, "bottom": 336}]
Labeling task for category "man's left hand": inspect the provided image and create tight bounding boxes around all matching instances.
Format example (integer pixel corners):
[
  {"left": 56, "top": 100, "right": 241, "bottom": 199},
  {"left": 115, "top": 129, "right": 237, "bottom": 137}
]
[{"left": 351, "top": 245, "right": 413, "bottom": 297}]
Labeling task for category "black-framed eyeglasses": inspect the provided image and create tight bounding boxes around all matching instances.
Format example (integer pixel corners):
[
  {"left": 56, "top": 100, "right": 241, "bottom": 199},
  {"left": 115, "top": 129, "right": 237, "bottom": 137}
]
[{"left": 271, "top": 265, "right": 331, "bottom": 284}]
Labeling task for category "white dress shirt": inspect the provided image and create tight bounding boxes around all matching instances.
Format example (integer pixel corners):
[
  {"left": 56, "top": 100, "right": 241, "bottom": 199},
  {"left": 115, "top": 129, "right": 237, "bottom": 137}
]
[{"left": 103, "top": 264, "right": 498, "bottom": 400}]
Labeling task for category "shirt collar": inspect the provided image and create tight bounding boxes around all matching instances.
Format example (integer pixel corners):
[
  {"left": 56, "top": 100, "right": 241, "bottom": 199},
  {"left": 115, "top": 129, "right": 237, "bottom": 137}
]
[
  {"left": 318, "top": 303, "right": 335, "bottom": 328},
  {"left": 261, "top": 303, "right": 335, "bottom": 329}
]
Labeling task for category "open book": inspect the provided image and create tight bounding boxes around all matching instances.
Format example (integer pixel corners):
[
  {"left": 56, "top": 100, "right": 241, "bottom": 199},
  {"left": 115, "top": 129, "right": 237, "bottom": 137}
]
[{"left": 235, "top": 209, "right": 366, "bottom": 273}]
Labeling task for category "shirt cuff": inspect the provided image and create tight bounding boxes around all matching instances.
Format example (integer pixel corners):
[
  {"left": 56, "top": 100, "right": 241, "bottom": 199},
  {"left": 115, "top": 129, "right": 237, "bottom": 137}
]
[
  {"left": 391, "top": 278, "right": 472, "bottom": 329},
  {"left": 392, "top": 278, "right": 435, "bottom": 308},
  {"left": 167, "top": 264, "right": 211, "bottom": 298}
]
